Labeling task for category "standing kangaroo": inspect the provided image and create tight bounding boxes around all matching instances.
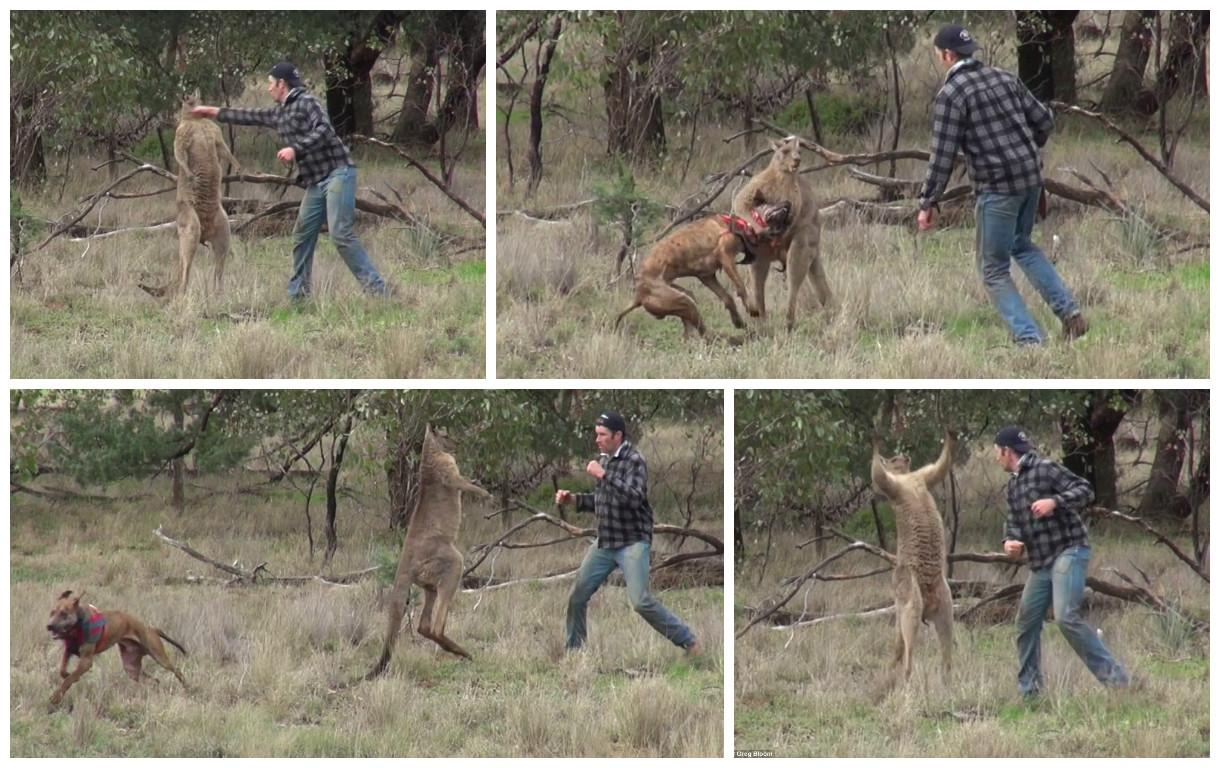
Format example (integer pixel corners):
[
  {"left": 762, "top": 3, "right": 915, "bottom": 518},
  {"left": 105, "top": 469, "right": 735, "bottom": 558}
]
[
  {"left": 144, "top": 91, "right": 240, "bottom": 298},
  {"left": 366, "top": 426, "right": 491, "bottom": 679},
  {"left": 732, "top": 136, "right": 830, "bottom": 331}
]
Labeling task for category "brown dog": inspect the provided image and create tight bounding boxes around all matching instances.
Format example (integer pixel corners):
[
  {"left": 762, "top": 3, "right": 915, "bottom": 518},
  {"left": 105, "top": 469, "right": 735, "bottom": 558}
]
[
  {"left": 45, "top": 590, "right": 189, "bottom": 709},
  {"left": 615, "top": 201, "right": 792, "bottom": 341}
]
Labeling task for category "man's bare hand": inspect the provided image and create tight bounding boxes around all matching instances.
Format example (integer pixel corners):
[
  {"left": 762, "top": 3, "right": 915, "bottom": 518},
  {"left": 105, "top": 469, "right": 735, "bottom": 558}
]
[
  {"left": 555, "top": 490, "right": 575, "bottom": 505},
  {"left": 585, "top": 460, "right": 605, "bottom": 480},
  {"left": 917, "top": 208, "right": 936, "bottom": 231},
  {"left": 1004, "top": 540, "right": 1025, "bottom": 559},
  {"left": 277, "top": 147, "right": 296, "bottom": 164},
  {"left": 1031, "top": 498, "right": 1057, "bottom": 518}
]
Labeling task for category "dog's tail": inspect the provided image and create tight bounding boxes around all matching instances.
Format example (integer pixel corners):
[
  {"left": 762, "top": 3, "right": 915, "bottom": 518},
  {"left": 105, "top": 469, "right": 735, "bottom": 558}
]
[{"left": 157, "top": 629, "right": 188, "bottom": 657}]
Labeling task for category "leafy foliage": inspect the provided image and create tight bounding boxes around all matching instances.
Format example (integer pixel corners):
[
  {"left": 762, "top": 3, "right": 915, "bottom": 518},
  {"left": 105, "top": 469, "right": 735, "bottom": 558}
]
[{"left": 735, "top": 389, "right": 1143, "bottom": 532}]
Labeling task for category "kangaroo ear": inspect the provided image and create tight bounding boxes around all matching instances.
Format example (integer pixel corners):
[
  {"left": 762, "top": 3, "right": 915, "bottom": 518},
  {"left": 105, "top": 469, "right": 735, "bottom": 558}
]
[
  {"left": 59, "top": 590, "right": 74, "bottom": 600},
  {"left": 769, "top": 138, "right": 780, "bottom": 151}
]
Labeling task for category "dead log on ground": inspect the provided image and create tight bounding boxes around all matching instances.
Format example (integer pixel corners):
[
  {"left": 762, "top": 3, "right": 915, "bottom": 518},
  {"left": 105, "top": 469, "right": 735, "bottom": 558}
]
[
  {"left": 1049, "top": 101, "right": 1209, "bottom": 213},
  {"left": 738, "top": 527, "right": 1208, "bottom": 637},
  {"left": 349, "top": 134, "right": 486, "bottom": 228},
  {"left": 154, "top": 526, "right": 379, "bottom": 587}
]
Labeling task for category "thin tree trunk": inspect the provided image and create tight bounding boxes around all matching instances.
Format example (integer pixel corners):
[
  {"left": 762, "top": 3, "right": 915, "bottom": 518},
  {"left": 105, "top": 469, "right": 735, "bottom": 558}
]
[
  {"left": 172, "top": 403, "right": 186, "bottom": 513},
  {"left": 526, "top": 15, "right": 562, "bottom": 198},
  {"left": 324, "top": 414, "right": 355, "bottom": 566},
  {"left": 11, "top": 91, "right": 47, "bottom": 185}
]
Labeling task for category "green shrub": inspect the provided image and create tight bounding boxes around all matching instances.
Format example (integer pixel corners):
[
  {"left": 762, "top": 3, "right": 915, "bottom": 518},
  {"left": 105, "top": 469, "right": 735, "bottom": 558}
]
[
  {"left": 10, "top": 187, "right": 44, "bottom": 254},
  {"left": 776, "top": 90, "right": 884, "bottom": 137},
  {"left": 131, "top": 131, "right": 168, "bottom": 163}
]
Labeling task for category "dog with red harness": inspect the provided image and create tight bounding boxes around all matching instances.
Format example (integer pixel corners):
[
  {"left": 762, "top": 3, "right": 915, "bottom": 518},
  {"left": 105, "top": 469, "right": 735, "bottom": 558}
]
[
  {"left": 45, "top": 590, "right": 189, "bottom": 710},
  {"left": 615, "top": 201, "right": 793, "bottom": 341}
]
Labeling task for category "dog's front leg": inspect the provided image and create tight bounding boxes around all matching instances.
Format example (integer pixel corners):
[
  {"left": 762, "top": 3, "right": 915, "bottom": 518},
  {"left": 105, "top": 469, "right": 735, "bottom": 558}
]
[{"left": 50, "top": 653, "right": 94, "bottom": 708}]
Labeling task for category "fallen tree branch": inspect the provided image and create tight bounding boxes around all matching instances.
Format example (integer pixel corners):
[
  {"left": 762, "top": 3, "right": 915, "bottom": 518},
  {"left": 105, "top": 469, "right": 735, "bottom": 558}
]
[
  {"left": 495, "top": 198, "right": 598, "bottom": 222},
  {"left": 1088, "top": 505, "right": 1209, "bottom": 582},
  {"left": 1090, "top": 572, "right": 1207, "bottom": 633},
  {"left": 651, "top": 148, "right": 771, "bottom": 243},
  {"left": 1049, "top": 101, "right": 1209, "bottom": 213},
  {"left": 737, "top": 540, "right": 881, "bottom": 639},
  {"left": 463, "top": 511, "right": 586, "bottom": 576},
  {"left": 463, "top": 566, "right": 579, "bottom": 593},
  {"left": 154, "top": 526, "right": 380, "bottom": 586},
  {"left": 350, "top": 135, "right": 485, "bottom": 228},
  {"left": 743, "top": 128, "right": 1201, "bottom": 243},
  {"left": 744, "top": 530, "right": 1207, "bottom": 635},
  {"left": 28, "top": 163, "right": 169, "bottom": 253}
]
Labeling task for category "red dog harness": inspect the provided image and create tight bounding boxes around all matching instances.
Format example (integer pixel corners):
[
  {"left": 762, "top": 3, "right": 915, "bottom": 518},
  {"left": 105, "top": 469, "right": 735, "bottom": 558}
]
[{"left": 64, "top": 607, "right": 107, "bottom": 657}]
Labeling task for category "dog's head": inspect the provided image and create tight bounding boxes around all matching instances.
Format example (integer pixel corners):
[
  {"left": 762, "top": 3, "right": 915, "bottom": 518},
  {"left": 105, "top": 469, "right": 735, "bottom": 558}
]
[{"left": 47, "top": 590, "right": 82, "bottom": 638}]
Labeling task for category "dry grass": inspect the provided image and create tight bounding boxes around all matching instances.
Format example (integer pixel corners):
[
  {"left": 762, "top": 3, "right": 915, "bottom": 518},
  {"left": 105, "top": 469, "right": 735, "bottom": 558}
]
[
  {"left": 10, "top": 425, "right": 723, "bottom": 757},
  {"left": 11, "top": 80, "right": 486, "bottom": 379},
  {"left": 495, "top": 28, "right": 1209, "bottom": 379},
  {"left": 734, "top": 444, "right": 1209, "bottom": 757}
]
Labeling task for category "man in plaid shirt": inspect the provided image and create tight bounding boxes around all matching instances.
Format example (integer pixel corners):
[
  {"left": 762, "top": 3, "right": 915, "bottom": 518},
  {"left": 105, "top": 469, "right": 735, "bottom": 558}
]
[
  {"left": 997, "top": 426, "right": 1128, "bottom": 697},
  {"left": 555, "top": 411, "right": 699, "bottom": 655},
  {"left": 191, "top": 62, "right": 387, "bottom": 299},
  {"left": 919, "top": 24, "right": 1087, "bottom": 346}
]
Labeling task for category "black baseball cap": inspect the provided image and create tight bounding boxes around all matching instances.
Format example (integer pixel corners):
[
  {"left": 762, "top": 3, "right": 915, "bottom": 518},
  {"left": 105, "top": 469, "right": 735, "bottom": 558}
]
[
  {"left": 269, "top": 61, "right": 303, "bottom": 88},
  {"left": 595, "top": 411, "right": 627, "bottom": 437},
  {"left": 934, "top": 24, "right": 978, "bottom": 56},
  {"left": 995, "top": 426, "right": 1033, "bottom": 454}
]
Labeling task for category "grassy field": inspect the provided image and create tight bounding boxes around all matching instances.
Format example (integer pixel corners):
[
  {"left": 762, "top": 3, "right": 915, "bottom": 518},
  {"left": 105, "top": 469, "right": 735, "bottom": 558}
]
[
  {"left": 495, "top": 27, "right": 1209, "bottom": 379},
  {"left": 11, "top": 84, "right": 486, "bottom": 379},
  {"left": 734, "top": 443, "right": 1209, "bottom": 757},
  {"left": 9, "top": 426, "right": 723, "bottom": 757}
]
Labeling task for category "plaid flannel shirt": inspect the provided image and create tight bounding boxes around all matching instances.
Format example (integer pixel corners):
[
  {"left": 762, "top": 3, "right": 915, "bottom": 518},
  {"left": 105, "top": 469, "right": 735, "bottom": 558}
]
[
  {"left": 575, "top": 441, "right": 653, "bottom": 549},
  {"left": 1003, "top": 452, "right": 1093, "bottom": 571},
  {"left": 920, "top": 59, "right": 1054, "bottom": 210},
  {"left": 218, "top": 88, "right": 353, "bottom": 187}
]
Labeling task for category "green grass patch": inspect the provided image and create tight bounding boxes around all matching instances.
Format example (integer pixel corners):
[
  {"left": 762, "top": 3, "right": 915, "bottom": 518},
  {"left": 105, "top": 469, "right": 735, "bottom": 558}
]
[{"left": 1111, "top": 262, "right": 1208, "bottom": 292}]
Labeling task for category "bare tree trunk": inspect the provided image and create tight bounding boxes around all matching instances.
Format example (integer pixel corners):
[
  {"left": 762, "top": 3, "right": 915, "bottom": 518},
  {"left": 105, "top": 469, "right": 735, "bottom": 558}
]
[
  {"left": 804, "top": 87, "right": 824, "bottom": 146},
  {"left": 393, "top": 37, "right": 439, "bottom": 145},
  {"left": 324, "top": 414, "right": 355, "bottom": 566},
  {"left": 1137, "top": 391, "right": 1204, "bottom": 519},
  {"left": 431, "top": 11, "right": 485, "bottom": 141},
  {"left": 172, "top": 403, "right": 186, "bottom": 513},
  {"left": 11, "top": 91, "right": 47, "bottom": 186},
  {"left": 1101, "top": 11, "right": 1158, "bottom": 114},
  {"left": 387, "top": 405, "right": 425, "bottom": 531},
  {"left": 323, "top": 11, "right": 404, "bottom": 137},
  {"left": 1016, "top": 11, "right": 1078, "bottom": 102},
  {"left": 603, "top": 16, "right": 665, "bottom": 162},
  {"left": 1152, "top": 11, "right": 1211, "bottom": 107},
  {"left": 1060, "top": 391, "right": 1141, "bottom": 509},
  {"left": 526, "top": 15, "right": 562, "bottom": 198}
]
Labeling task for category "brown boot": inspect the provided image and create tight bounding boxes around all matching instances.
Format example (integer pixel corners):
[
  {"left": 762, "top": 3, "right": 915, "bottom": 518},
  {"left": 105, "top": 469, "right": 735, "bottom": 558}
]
[{"left": 1062, "top": 313, "right": 1088, "bottom": 341}]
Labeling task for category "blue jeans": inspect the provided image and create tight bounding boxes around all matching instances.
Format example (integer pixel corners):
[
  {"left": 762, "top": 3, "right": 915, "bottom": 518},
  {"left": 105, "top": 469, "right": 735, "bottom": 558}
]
[
  {"left": 566, "top": 539, "right": 695, "bottom": 650},
  {"left": 290, "top": 165, "right": 387, "bottom": 299},
  {"left": 1016, "top": 546, "right": 1129, "bottom": 695},
  {"left": 975, "top": 187, "right": 1079, "bottom": 343}
]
